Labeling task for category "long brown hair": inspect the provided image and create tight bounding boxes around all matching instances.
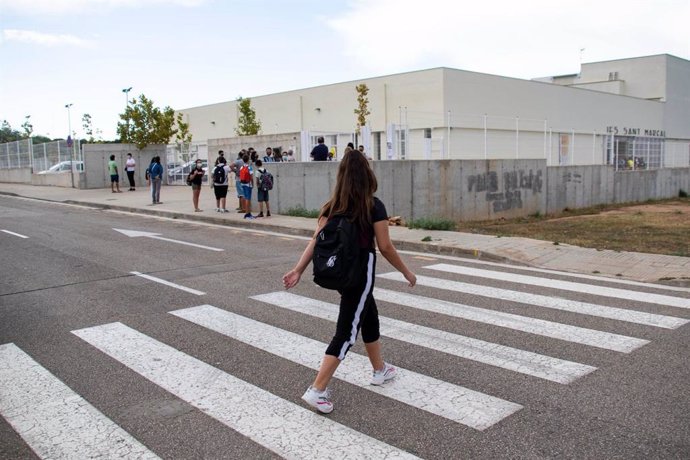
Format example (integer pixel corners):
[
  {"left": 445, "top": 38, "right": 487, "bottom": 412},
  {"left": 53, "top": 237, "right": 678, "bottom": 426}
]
[{"left": 319, "top": 150, "right": 377, "bottom": 228}]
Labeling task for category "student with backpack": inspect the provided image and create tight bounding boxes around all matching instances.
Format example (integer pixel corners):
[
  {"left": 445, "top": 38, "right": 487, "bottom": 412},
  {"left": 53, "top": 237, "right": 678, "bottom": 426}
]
[
  {"left": 212, "top": 157, "right": 231, "bottom": 212},
  {"left": 282, "top": 150, "right": 417, "bottom": 414},
  {"left": 148, "top": 156, "right": 164, "bottom": 204},
  {"left": 238, "top": 154, "right": 254, "bottom": 219},
  {"left": 254, "top": 160, "right": 272, "bottom": 217},
  {"left": 233, "top": 152, "right": 245, "bottom": 212}
]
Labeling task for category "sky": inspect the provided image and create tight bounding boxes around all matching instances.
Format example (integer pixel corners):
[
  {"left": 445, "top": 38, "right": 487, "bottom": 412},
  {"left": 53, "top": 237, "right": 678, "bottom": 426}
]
[{"left": 1, "top": 0, "right": 688, "bottom": 141}]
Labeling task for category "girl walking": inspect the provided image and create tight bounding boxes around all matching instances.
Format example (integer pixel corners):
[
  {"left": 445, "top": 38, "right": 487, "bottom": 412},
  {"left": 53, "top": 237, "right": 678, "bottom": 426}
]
[{"left": 282, "top": 150, "right": 416, "bottom": 414}]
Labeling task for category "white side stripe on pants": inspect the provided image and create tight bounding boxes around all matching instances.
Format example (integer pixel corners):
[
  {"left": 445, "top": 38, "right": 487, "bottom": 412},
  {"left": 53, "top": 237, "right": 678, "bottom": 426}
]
[
  {"left": 72, "top": 322, "right": 419, "bottom": 459},
  {"left": 340, "top": 252, "right": 375, "bottom": 360},
  {"left": 171, "top": 305, "right": 522, "bottom": 430},
  {"left": 251, "top": 291, "right": 597, "bottom": 384},
  {"left": 0, "top": 343, "right": 158, "bottom": 460}
]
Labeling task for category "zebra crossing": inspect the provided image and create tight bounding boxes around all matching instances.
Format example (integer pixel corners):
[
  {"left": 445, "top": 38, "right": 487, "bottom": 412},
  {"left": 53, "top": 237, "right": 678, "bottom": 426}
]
[{"left": 1, "top": 260, "right": 688, "bottom": 458}]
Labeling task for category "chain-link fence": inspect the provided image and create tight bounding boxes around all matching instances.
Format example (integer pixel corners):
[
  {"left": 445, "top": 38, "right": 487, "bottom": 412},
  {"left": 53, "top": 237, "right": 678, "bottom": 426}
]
[
  {"left": 32, "top": 140, "right": 83, "bottom": 173},
  {"left": 0, "top": 139, "right": 32, "bottom": 169},
  {"left": 165, "top": 141, "right": 209, "bottom": 185},
  {"left": 0, "top": 139, "right": 83, "bottom": 172}
]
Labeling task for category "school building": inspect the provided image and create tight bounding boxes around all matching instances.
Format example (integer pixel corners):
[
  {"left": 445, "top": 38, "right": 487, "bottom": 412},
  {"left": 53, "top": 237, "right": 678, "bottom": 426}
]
[{"left": 176, "top": 54, "right": 690, "bottom": 168}]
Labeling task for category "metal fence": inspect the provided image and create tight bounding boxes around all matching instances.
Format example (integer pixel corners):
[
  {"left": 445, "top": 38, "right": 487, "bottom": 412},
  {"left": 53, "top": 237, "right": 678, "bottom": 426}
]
[
  {"left": 0, "top": 139, "right": 32, "bottom": 169},
  {"left": 0, "top": 139, "right": 83, "bottom": 172},
  {"left": 380, "top": 110, "right": 690, "bottom": 168}
]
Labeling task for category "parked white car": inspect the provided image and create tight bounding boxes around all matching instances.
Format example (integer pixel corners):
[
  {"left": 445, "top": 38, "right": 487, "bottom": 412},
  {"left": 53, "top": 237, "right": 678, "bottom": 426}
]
[{"left": 37, "top": 161, "right": 84, "bottom": 174}]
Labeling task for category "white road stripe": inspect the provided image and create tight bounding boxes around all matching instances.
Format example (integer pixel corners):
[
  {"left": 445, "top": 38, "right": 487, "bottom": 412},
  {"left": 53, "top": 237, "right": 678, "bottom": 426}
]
[
  {"left": 374, "top": 289, "right": 659, "bottom": 351},
  {"left": 130, "top": 271, "right": 205, "bottom": 296},
  {"left": 251, "top": 292, "right": 596, "bottom": 384},
  {"left": 396, "top": 249, "right": 690, "bottom": 293},
  {"left": 1, "top": 229, "right": 28, "bottom": 238},
  {"left": 0, "top": 343, "right": 158, "bottom": 460},
  {"left": 72, "top": 323, "right": 418, "bottom": 460},
  {"left": 148, "top": 235, "right": 224, "bottom": 252},
  {"left": 171, "top": 305, "right": 522, "bottom": 430},
  {"left": 426, "top": 263, "right": 690, "bottom": 309},
  {"left": 378, "top": 272, "right": 676, "bottom": 332}
]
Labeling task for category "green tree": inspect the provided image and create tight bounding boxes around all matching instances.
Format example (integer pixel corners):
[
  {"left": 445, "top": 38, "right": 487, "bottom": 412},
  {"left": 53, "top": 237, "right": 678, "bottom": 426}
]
[
  {"left": 174, "top": 112, "right": 194, "bottom": 161},
  {"left": 0, "top": 120, "right": 21, "bottom": 143},
  {"left": 32, "top": 135, "right": 52, "bottom": 144},
  {"left": 82, "top": 113, "right": 95, "bottom": 142},
  {"left": 235, "top": 96, "right": 261, "bottom": 136},
  {"left": 175, "top": 112, "right": 193, "bottom": 150},
  {"left": 116, "top": 94, "right": 178, "bottom": 149},
  {"left": 354, "top": 84, "right": 371, "bottom": 135},
  {"left": 21, "top": 115, "right": 33, "bottom": 139}
]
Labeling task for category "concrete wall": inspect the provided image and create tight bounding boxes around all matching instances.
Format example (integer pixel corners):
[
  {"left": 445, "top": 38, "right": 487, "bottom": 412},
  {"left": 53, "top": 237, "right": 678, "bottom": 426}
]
[
  {"left": 613, "top": 168, "right": 690, "bottom": 204},
  {"left": 546, "top": 166, "right": 614, "bottom": 213},
  {"left": 262, "top": 160, "right": 688, "bottom": 221},
  {"left": 0, "top": 167, "right": 84, "bottom": 187},
  {"left": 31, "top": 172, "right": 85, "bottom": 188},
  {"left": 0, "top": 168, "right": 31, "bottom": 183},
  {"left": 82, "top": 144, "right": 166, "bottom": 189},
  {"left": 266, "top": 159, "right": 547, "bottom": 221}
]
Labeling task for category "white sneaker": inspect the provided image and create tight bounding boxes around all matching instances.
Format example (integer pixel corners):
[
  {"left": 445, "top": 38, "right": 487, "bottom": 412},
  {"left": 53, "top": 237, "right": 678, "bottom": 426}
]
[
  {"left": 301, "top": 386, "right": 333, "bottom": 414},
  {"left": 371, "top": 363, "right": 397, "bottom": 385}
]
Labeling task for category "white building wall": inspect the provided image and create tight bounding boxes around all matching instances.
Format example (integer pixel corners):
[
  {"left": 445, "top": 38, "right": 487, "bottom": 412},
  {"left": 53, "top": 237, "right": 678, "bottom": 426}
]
[
  {"left": 573, "top": 55, "right": 668, "bottom": 100},
  {"left": 177, "top": 56, "right": 688, "bottom": 165},
  {"left": 664, "top": 55, "right": 690, "bottom": 139}
]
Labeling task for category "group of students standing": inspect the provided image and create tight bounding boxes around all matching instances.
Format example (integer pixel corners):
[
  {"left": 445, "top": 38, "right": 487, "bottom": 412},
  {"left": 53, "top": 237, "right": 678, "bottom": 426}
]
[
  {"left": 107, "top": 153, "right": 163, "bottom": 205},
  {"left": 189, "top": 149, "right": 273, "bottom": 218}
]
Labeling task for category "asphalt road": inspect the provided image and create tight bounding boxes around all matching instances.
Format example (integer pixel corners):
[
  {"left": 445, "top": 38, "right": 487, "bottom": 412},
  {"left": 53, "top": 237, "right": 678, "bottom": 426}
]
[{"left": 1, "top": 195, "right": 689, "bottom": 459}]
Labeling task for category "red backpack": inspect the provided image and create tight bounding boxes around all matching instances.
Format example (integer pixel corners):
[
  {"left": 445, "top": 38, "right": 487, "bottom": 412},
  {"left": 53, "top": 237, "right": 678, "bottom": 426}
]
[{"left": 239, "top": 164, "right": 251, "bottom": 184}]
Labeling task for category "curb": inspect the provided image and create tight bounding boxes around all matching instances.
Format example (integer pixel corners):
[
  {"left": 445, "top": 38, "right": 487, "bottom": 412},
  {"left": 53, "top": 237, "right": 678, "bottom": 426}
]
[{"left": 62, "top": 199, "right": 507, "bottom": 263}]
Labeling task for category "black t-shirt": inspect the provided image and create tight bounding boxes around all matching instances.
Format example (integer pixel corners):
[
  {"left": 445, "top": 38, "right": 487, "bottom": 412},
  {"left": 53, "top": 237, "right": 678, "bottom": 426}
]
[
  {"left": 311, "top": 143, "right": 329, "bottom": 161},
  {"left": 360, "top": 197, "right": 388, "bottom": 250},
  {"left": 189, "top": 167, "right": 204, "bottom": 185}
]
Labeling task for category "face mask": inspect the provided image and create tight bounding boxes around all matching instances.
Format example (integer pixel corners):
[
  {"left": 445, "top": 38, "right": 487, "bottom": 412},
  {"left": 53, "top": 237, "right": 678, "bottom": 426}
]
[{"left": 196, "top": 163, "right": 202, "bottom": 169}]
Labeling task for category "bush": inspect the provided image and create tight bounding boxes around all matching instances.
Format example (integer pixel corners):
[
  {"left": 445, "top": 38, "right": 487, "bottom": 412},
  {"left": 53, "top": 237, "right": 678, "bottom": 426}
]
[
  {"left": 679, "top": 189, "right": 688, "bottom": 198},
  {"left": 408, "top": 217, "right": 456, "bottom": 231},
  {"left": 284, "top": 206, "right": 320, "bottom": 218}
]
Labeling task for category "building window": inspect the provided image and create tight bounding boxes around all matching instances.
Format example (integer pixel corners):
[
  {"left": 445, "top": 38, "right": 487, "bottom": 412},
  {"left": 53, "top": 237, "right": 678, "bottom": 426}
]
[
  {"left": 424, "top": 128, "right": 432, "bottom": 139},
  {"left": 605, "top": 135, "right": 664, "bottom": 169},
  {"left": 558, "top": 133, "right": 570, "bottom": 165}
]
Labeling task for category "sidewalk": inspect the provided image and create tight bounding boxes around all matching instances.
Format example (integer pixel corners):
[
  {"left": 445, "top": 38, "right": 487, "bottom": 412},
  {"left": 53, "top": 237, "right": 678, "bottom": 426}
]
[{"left": 2, "top": 183, "right": 689, "bottom": 284}]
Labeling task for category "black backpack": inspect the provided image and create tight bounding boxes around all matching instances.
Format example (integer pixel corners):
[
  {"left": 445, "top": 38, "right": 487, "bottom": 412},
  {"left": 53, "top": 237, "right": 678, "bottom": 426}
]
[
  {"left": 312, "top": 216, "right": 363, "bottom": 290},
  {"left": 212, "top": 165, "right": 226, "bottom": 184},
  {"left": 259, "top": 170, "right": 274, "bottom": 190}
]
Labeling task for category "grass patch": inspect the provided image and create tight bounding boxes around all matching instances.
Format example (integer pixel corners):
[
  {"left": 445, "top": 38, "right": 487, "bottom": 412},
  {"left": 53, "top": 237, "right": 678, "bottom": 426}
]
[
  {"left": 408, "top": 217, "right": 456, "bottom": 231},
  {"left": 453, "top": 197, "right": 690, "bottom": 257},
  {"left": 283, "top": 206, "right": 320, "bottom": 218},
  {"left": 421, "top": 236, "right": 432, "bottom": 242}
]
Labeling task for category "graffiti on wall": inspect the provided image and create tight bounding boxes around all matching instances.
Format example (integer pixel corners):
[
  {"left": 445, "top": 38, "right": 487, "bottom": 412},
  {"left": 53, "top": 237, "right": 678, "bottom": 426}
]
[
  {"left": 563, "top": 172, "right": 582, "bottom": 184},
  {"left": 467, "top": 169, "right": 543, "bottom": 212}
]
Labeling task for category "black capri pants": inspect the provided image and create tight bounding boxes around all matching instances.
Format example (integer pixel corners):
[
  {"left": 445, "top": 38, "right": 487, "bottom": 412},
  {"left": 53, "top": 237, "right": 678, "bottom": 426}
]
[{"left": 325, "top": 252, "right": 380, "bottom": 360}]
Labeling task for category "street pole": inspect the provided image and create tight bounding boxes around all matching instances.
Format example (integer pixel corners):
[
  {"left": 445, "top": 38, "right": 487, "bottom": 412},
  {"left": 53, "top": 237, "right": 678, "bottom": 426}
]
[
  {"left": 65, "top": 103, "right": 74, "bottom": 188},
  {"left": 122, "top": 87, "right": 132, "bottom": 144},
  {"left": 122, "top": 87, "right": 132, "bottom": 106}
]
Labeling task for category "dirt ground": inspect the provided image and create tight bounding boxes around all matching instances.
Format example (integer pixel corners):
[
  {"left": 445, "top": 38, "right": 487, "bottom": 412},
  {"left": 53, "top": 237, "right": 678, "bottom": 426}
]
[{"left": 455, "top": 198, "right": 690, "bottom": 259}]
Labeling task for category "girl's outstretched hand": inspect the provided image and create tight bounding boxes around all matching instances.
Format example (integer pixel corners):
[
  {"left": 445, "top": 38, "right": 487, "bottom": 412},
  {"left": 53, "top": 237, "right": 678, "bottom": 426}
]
[
  {"left": 283, "top": 270, "right": 302, "bottom": 289},
  {"left": 404, "top": 270, "right": 417, "bottom": 287}
]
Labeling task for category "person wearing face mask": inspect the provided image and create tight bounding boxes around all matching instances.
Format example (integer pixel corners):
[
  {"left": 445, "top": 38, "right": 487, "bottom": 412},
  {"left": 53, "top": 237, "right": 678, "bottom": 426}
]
[{"left": 187, "top": 159, "right": 205, "bottom": 212}]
